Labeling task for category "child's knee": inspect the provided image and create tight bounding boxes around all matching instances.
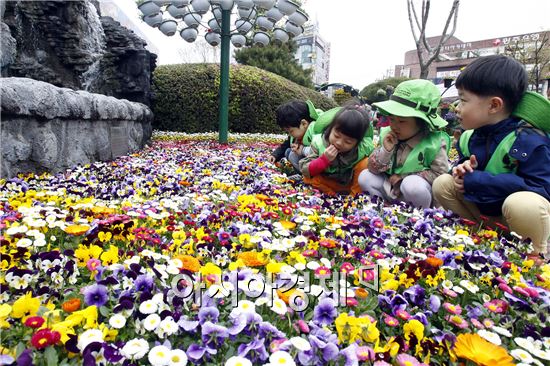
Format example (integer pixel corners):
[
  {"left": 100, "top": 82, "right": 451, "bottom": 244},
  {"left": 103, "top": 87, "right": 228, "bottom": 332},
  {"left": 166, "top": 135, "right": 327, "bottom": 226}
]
[
  {"left": 502, "top": 192, "right": 550, "bottom": 219},
  {"left": 432, "top": 174, "right": 454, "bottom": 199}
]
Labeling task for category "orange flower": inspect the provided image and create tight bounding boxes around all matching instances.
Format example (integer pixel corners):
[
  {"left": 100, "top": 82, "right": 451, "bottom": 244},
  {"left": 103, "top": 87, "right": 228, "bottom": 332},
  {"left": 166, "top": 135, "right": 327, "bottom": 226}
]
[
  {"left": 237, "top": 251, "right": 268, "bottom": 267},
  {"left": 64, "top": 225, "right": 90, "bottom": 236},
  {"left": 279, "top": 220, "right": 296, "bottom": 230},
  {"left": 453, "top": 333, "right": 515, "bottom": 366},
  {"left": 426, "top": 256, "right": 443, "bottom": 268},
  {"left": 277, "top": 288, "right": 305, "bottom": 305},
  {"left": 355, "top": 288, "right": 369, "bottom": 299},
  {"left": 62, "top": 298, "right": 81, "bottom": 313},
  {"left": 177, "top": 255, "right": 201, "bottom": 273}
]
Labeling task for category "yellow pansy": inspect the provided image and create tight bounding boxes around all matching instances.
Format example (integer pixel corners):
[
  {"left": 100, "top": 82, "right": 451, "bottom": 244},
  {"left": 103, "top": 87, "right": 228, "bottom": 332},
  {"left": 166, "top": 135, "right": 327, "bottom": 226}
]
[
  {"left": 0, "top": 304, "right": 12, "bottom": 329},
  {"left": 98, "top": 231, "right": 112, "bottom": 242},
  {"left": 403, "top": 319, "right": 425, "bottom": 342},
  {"left": 100, "top": 246, "right": 119, "bottom": 266},
  {"left": 11, "top": 292, "right": 40, "bottom": 321}
]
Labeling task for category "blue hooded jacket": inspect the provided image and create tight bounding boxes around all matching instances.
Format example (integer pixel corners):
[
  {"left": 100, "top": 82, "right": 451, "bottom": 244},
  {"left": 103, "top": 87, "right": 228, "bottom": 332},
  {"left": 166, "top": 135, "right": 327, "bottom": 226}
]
[{"left": 458, "top": 117, "right": 550, "bottom": 216}]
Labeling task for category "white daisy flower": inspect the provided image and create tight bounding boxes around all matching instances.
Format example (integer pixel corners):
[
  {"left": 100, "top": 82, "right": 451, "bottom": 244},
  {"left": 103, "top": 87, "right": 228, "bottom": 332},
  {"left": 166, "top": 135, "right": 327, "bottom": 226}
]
[
  {"left": 168, "top": 349, "right": 188, "bottom": 366},
  {"left": 477, "top": 330, "right": 502, "bottom": 345},
  {"left": 139, "top": 300, "right": 158, "bottom": 314},
  {"left": 148, "top": 345, "right": 171, "bottom": 366},
  {"left": 225, "top": 356, "right": 251, "bottom": 366},
  {"left": 160, "top": 317, "right": 179, "bottom": 336},
  {"left": 459, "top": 280, "right": 479, "bottom": 293},
  {"left": 532, "top": 348, "right": 550, "bottom": 361},
  {"left": 271, "top": 298, "right": 288, "bottom": 315},
  {"left": 492, "top": 326, "right": 512, "bottom": 337},
  {"left": 143, "top": 313, "right": 161, "bottom": 331},
  {"left": 510, "top": 349, "right": 535, "bottom": 364},
  {"left": 109, "top": 314, "right": 127, "bottom": 329},
  {"left": 237, "top": 300, "right": 256, "bottom": 314},
  {"left": 269, "top": 351, "right": 295, "bottom": 366},
  {"left": 16, "top": 238, "right": 33, "bottom": 248}
]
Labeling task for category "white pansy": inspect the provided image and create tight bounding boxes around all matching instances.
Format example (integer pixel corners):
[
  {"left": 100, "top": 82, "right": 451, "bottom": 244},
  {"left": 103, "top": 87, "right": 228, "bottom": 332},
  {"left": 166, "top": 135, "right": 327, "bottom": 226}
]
[
  {"left": 168, "top": 349, "right": 188, "bottom": 366},
  {"left": 477, "top": 330, "right": 502, "bottom": 345},
  {"left": 269, "top": 351, "right": 295, "bottom": 366},
  {"left": 109, "top": 314, "right": 127, "bottom": 329},
  {"left": 225, "top": 356, "right": 251, "bottom": 366},
  {"left": 139, "top": 300, "right": 158, "bottom": 314},
  {"left": 143, "top": 313, "right": 161, "bottom": 331},
  {"left": 320, "top": 258, "right": 332, "bottom": 268},
  {"left": 511, "top": 349, "right": 535, "bottom": 363},
  {"left": 294, "top": 262, "right": 306, "bottom": 271},
  {"left": 77, "top": 329, "right": 104, "bottom": 351},
  {"left": 290, "top": 337, "right": 311, "bottom": 351},
  {"left": 306, "top": 261, "right": 320, "bottom": 270}
]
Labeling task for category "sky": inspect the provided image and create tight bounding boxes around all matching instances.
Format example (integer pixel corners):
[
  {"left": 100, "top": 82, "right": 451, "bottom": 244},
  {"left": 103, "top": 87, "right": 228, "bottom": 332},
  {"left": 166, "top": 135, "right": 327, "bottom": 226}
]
[{"left": 118, "top": 0, "right": 550, "bottom": 90}]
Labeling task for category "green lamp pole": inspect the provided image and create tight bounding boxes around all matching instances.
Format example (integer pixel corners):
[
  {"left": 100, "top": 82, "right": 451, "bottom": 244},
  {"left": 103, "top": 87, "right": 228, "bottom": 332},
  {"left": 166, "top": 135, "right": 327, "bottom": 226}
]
[{"left": 218, "top": 8, "right": 231, "bottom": 144}]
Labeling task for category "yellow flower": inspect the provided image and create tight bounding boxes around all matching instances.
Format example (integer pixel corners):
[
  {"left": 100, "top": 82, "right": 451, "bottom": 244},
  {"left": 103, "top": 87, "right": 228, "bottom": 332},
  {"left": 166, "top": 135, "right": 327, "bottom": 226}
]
[
  {"left": 100, "top": 246, "right": 119, "bottom": 266},
  {"left": 453, "top": 333, "right": 515, "bottom": 366},
  {"left": 64, "top": 224, "right": 90, "bottom": 236},
  {"left": 11, "top": 292, "right": 40, "bottom": 322},
  {"left": 200, "top": 263, "right": 222, "bottom": 285},
  {"left": 64, "top": 306, "right": 98, "bottom": 329},
  {"left": 0, "top": 304, "right": 12, "bottom": 329},
  {"left": 403, "top": 319, "right": 424, "bottom": 342},
  {"left": 98, "top": 231, "right": 112, "bottom": 242},
  {"left": 237, "top": 251, "right": 269, "bottom": 267},
  {"left": 279, "top": 220, "right": 296, "bottom": 230},
  {"left": 99, "top": 323, "right": 118, "bottom": 341},
  {"left": 266, "top": 261, "right": 285, "bottom": 274},
  {"left": 425, "top": 275, "right": 438, "bottom": 287},
  {"left": 380, "top": 279, "right": 399, "bottom": 292},
  {"left": 238, "top": 233, "right": 253, "bottom": 248},
  {"left": 335, "top": 313, "right": 380, "bottom": 345},
  {"left": 228, "top": 259, "right": 245, "bottom": 271}
]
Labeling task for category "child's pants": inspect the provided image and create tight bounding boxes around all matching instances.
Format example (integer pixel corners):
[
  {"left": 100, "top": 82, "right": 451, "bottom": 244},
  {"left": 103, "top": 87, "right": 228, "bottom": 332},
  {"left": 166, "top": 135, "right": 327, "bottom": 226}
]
[
  {"left": 303, "top": 158, "right": 369, "bottom": 195},
  {"left": 432, "top": 174, "right": 550, "bottom": 255},
  {"left": 358, "top": 171, "right": 433, "bottom": 208},
  {"left": 285, "top": 147, "right": 311, "bottom": 173}
]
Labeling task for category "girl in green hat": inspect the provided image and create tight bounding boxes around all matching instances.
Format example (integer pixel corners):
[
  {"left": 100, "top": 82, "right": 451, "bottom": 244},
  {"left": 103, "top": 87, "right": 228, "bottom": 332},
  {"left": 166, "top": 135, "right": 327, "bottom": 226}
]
[{"left": 358, "top": 79, "right": 450, "bottom": 208}]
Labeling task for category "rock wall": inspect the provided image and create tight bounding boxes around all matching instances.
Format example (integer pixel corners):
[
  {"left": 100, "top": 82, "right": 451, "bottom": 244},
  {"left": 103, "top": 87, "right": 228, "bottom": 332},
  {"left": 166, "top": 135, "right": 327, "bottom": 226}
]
[
  {"left": 1, "top": 0, "right": 156, "bottom": 106},
  {"left": 1, "top": 78, "right": 153, "bottom": 179}
]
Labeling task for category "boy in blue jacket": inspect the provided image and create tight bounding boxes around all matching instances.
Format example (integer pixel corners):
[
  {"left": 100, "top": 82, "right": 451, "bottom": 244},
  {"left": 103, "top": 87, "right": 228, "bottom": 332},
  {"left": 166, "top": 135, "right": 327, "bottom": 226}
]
[{"left": 433, "top": 55, "right": 550, "bottom": 264}]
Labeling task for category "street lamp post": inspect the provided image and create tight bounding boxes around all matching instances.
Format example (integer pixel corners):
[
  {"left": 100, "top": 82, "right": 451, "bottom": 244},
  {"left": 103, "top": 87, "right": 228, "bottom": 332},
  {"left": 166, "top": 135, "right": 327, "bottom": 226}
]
[{"left": 138, "top": 0, "right": 309, "bottom": 143}]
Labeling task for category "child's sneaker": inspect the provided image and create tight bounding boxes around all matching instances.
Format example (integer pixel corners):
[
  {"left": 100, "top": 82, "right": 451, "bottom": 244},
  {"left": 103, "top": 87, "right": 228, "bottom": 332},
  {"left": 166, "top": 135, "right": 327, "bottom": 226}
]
[{"left": 287, "top": 174, "right": 303, "bottom": 183}]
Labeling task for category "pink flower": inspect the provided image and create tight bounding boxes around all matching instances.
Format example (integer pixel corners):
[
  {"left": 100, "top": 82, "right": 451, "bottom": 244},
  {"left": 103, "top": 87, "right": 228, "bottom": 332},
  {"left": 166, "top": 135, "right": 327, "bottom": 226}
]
[
  {"left": 340, "top": 262, "right": 355, "bottom": 274},
  {"left": 356, "top": 346, "right": 375, "bottom": 361},
  {"left": 396, "top": 353, "right": 424, "bottom": 366},
  {"left": 442, "top": 302, "right": 462, "bottom": 315},
  {"left": 513, "top": 286, "right": 530, "bottom": 297},
  {"left": 482, "top": 319, "right": 494, "bottom": 328},
  {"left": 395, "top": 309, "right": 411, "bottom": 320},
  {"left": 314, "top": 266, "right": 331, "bottom": 278},
  {"left": 345, "top": 298, "right": 358, "bottom": 307},
  {"left": 470, "top": 318, "right": 485, "bottom": 329},
  {"left": 86, "top": 258, "right": 101, "bottom": 271},
  {"left": 523, "top": 287, "right": 539, "bottom": 298},
  {"left": 441, "top": 288, "right": 458, "bottom": 298},
  {"left": 294, "top": 319, "right": 309, "bottom": 334},
  {"left": 483, "top": 299, "right": 508, "bottom": 313},
  {"left": 384, "top": 315, "right": 400, "bottom": 327},
  {"left": 446, "top": 315, "right": 468, "bottom": 329},
  {"left": 498, "top": 283, "right": 513, "bottom": 294}
]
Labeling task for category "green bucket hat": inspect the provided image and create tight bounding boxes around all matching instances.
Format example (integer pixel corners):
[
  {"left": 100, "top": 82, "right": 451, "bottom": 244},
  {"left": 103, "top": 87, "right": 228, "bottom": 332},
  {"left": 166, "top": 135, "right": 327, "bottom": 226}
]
[
  {"left": 373, "top": 79, "right": 448, "bottom": 130},
  {"left": 512, "top": 91, "right": 550, "bottom": 133}
]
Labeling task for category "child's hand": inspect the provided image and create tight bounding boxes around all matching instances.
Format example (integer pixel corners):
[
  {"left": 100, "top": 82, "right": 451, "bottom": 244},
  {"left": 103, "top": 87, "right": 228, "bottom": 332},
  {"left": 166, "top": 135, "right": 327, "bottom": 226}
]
[
  {"left": 453, "top": 175, "right": 465, "bottom": 193},
  {"left": 383, "top": 130, "right": 399, "bottom": 151},
  {"left": 452, "top": 155, "right": 478, "bottom": 179},
  {"left": 291, "top": 143, "right": 303, "bottom": 155},
  {"left": 324, "top": 145, "right": 339, "bottom": 162}
]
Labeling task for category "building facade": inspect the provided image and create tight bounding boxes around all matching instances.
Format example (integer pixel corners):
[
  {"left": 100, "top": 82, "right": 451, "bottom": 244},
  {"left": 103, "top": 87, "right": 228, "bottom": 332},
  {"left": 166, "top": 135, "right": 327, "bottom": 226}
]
[
  {"left": 395, "top": 31, "right": 550, "bottom": 95},
  {"left": 293, "top": 23, "right": 331, "bottom": 87}
]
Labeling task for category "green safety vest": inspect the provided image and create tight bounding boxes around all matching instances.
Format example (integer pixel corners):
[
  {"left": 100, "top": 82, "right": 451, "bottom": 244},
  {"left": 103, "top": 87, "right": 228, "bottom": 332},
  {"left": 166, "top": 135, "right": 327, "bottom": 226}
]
[
  {"left": 380, "top": 126, "right": 451, "bottom": 175},
  {"left": 311, "top": 133, "right": 374, "bottom": 175},
  {"left": 458, "top": 129, "right": 519, "bottom": 174}
]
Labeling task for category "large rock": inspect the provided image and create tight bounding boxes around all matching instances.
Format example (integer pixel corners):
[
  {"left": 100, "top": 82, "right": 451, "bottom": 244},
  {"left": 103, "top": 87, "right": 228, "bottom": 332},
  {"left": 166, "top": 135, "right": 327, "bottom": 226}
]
[
  {"left": 1, "top": 77, "right": 153, "bottom": 178},
  {"left": 1, "top": 0, "right": 156, "bottom": 106}
]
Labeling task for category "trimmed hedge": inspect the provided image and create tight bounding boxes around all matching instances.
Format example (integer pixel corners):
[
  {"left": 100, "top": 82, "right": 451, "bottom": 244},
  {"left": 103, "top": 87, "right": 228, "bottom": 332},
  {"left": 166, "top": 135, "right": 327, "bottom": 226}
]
[{"left": 152, "top": 63, "right": 338, "bottom": 133}]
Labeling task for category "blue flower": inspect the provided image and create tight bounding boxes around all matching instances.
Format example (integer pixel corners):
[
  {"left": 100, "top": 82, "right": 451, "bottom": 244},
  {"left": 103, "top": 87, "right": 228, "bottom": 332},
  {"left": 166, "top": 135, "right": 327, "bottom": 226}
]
[
  {"left": 313, "top": 298, "right": 337, "bottom": 326},
  {"left": 198, "top": 306, "right": 219, "bottom": 324},
  {"left": 83, "top": 284, "right": 108, "bottom": 307},
  {"left": 201, "top": 321, "right": 229, "bottom": 347}
]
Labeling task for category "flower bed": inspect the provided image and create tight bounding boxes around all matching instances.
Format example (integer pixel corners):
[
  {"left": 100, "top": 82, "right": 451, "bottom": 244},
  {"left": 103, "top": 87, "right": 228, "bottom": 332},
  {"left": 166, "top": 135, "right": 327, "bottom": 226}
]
[{"left": 0, "top": 132, "right": 548, "bottom": 366}]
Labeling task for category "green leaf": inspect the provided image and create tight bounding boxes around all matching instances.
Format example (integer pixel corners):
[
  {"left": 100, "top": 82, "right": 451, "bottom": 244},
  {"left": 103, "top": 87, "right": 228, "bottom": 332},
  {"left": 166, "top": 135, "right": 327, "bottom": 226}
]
[
  {"left": 44, "top": 347, "right": 58, "bottom": 366},
  {"left": 15, "top": 342, "right": 26, "bottom": 358},
  {"left": 99, "top": 306, "right": 110, "bottom": 317}
]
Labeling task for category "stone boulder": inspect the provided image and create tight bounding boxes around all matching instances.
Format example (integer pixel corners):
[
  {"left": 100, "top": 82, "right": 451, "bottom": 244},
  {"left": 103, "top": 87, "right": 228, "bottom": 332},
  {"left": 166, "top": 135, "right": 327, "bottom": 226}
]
[{"left": 1, "top": 77, "right": 153, "bottom": 178}]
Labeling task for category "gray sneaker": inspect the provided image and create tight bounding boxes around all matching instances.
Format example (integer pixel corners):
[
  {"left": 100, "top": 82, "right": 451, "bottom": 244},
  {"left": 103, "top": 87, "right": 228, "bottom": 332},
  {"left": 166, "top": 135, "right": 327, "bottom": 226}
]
[{"left": 287, "top": 174, "right": 303, "bottom": 183}]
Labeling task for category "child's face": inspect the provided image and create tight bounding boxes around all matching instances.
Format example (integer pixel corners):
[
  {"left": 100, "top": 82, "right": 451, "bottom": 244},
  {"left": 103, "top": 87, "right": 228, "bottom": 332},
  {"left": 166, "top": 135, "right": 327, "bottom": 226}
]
[
  {"left": 389, "top": 116, "right": 421, "bottom": 141},
  {"left": 283, "top": 119, "right": 309, "bottom": 141},
  {"left": 456, "top": 88, "right": 493, "bottom": 130},
  {"left": 327, "top": 128, "right": 358, "bottom": 153}
]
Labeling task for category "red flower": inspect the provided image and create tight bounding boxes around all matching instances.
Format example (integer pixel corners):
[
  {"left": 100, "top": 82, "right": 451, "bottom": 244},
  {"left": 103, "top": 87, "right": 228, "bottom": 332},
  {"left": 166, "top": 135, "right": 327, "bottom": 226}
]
[
  {"left": 30, "top": 329, "right": 57, "bottom": 349},
  {"left": 24, "top": 316, "right": 45, "bottom": 329},
  {"left": 461, "top": 218, "right": 477, "bottom": 226}
]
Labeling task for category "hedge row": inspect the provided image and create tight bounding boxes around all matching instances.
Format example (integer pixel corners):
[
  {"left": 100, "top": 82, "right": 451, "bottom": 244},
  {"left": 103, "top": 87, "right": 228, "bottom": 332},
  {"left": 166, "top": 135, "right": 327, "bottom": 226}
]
[{"left": 152, "top": 64, "right": 338, "bottom": 133}]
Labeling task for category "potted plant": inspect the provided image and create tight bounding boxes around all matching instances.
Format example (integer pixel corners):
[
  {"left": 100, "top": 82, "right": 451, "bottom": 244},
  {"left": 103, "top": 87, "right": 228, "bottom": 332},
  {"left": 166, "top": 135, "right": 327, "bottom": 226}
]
[
  {"left": 136, "top": 0, "right": 161, "bottom": 17},
  {"left": 276, "top": 0, "right": 299, "bottom": 16},
  {"left": 180, "top": 27, "right": 198, "bottom": 42},
  {"left": 159, "top": 19, "right": 178, "bottom": 36},
  {"left": 288, "top": 8, "right": 308, "bottom": 26},
  {"left": 253, "top": 31, "right": 270, "bottom": 47}
]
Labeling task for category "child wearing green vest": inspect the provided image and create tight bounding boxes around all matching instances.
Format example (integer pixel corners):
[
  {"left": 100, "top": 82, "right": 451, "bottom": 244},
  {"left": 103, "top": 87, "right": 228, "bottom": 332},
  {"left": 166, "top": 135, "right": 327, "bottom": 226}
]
[
  {"left": 299, "top": 104, "right": 374, "bottom": 195},
  {"left": 358, "top": 79, "right": 450, "bottom": 208},
  {"left": 432, "top": 55, "right": 550, "bottom": 264},
  {"left": 269, "top": 100, "right": 339, "bottom": 173}
]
